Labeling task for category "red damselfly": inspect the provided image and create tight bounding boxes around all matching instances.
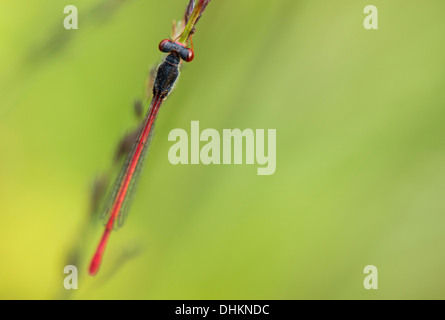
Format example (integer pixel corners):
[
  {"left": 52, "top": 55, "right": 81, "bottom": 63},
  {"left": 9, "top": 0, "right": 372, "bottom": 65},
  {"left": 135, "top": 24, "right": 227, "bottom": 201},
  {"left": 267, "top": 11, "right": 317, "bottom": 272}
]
[{"left": 89, "top": 0, "right": 211, "bottom": 276}]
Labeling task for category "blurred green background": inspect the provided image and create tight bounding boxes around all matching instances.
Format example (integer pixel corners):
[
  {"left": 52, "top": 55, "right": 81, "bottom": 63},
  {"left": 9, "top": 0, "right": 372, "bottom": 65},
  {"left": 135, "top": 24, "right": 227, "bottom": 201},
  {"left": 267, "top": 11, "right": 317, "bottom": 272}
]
[{"left": 1, "top": 0, "right": 445, "bottom": 299}]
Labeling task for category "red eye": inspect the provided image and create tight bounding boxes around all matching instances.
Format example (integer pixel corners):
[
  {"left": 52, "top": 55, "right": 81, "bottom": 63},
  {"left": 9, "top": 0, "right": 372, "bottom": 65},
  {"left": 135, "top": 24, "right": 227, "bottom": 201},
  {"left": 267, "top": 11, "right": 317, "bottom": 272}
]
[
  {"left": 185, "top": 48, "right": 194, "bottom": 62},
  {"left": 158, "top": 39, "right": 170, "bottom": 52}
]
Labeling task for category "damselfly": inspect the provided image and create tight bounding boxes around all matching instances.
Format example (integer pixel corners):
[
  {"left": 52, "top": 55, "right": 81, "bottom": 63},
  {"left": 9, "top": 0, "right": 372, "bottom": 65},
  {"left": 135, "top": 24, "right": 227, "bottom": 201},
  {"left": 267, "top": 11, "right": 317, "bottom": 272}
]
[
  {"left": 89, "top": 0, "right": 211, "bottom": 277},
  {"left": 88, "top": 40, "right": 194, "bottom": 276}
]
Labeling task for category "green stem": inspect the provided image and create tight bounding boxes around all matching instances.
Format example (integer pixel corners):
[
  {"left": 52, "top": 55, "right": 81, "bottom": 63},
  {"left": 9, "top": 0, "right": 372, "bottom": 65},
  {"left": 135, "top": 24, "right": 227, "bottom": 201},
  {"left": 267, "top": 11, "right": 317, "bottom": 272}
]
[{"left": 178, "top": 1, "right": 202, "bottom": 44}]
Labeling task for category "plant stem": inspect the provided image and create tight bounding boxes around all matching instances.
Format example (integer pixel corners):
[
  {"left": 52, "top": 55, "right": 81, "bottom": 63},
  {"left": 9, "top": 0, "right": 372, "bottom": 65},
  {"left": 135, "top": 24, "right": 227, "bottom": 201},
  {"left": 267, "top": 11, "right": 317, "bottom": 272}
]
[{"left": 178, "top": 1, "right": 203, "bottom": 44}]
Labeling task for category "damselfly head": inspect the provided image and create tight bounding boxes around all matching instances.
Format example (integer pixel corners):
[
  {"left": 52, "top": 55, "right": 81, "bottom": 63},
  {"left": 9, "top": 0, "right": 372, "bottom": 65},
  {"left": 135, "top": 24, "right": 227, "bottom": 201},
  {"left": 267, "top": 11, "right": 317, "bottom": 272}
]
[{"left": 158, "top": 39, "right": 194, "bottom": 62}]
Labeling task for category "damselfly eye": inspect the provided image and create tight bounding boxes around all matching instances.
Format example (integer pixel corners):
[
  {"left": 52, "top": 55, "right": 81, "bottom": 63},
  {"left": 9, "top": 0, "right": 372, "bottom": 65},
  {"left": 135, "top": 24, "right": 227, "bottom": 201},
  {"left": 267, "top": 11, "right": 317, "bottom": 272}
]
[
  {"left": 158, "top": 39, "right": 171, "bottom": 52},
  {"left": 185, "top": 48, "right": 194, "bottom": 62}
]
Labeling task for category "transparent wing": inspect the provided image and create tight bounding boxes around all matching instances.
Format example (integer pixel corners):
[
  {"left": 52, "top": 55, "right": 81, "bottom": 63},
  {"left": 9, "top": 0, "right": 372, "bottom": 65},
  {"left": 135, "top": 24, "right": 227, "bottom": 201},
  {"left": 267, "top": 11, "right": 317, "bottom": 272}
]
[
  {"left": 100, "top": 126, "right": 154, "bottom": 230},
  {"left": 100, "top": 99, "right": 165, "bottom": 233},
  {"left": 115, "top": 128, "right": 154, "bottom": 229}
]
